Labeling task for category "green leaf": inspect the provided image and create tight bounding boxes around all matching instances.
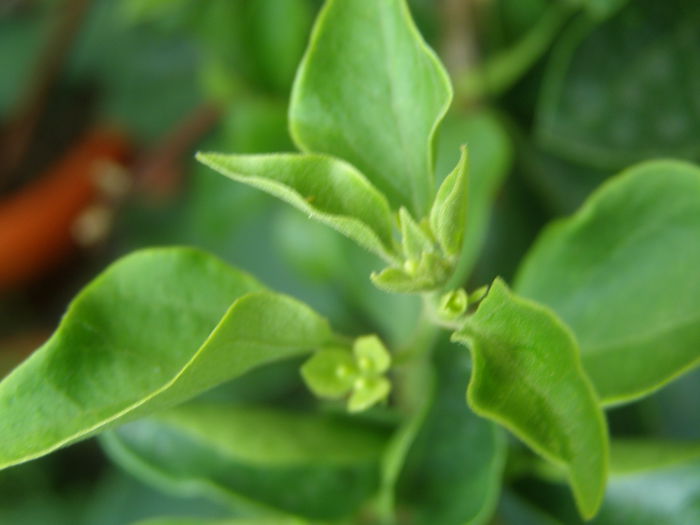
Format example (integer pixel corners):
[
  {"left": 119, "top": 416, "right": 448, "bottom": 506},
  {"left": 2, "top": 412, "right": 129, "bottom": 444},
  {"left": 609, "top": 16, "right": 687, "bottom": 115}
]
[
  {"left": 397, "top": 342, "right": 506, "bottom": 525},
  {"left": 289, "top": 0, "right": 452, "bottom": 215},
  {"left": 102, "top": 403, "right": 391, "bottom": 519},
  {"left": 0, "top": 248, "right": 335, "bottom": 470},
  {"left": 430, "top": 146, "right": 469, "bottom": 257},
  {"left": 452, "top": 279, "right": 608, "bottom": 519},
  {"left": 515, "top": 161, "right": 700, "bottom": 404},
  {"left": 196, "top": 152, "right": 399, "bottom": 263},
  {"left": 537, "top": 0, "right": 700, "bottom": 169}
]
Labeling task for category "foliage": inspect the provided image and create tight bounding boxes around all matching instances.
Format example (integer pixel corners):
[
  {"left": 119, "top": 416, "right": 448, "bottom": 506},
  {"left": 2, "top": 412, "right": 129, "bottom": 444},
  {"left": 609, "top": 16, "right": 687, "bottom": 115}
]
[{"left": 1, "top": 0, "right": 699, "bottom": 523}]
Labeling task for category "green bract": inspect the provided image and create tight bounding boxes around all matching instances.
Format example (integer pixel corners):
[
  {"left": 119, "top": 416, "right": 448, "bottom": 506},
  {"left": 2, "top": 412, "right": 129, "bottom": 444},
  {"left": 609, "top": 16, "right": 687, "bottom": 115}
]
[
  {"left": 369, "top": 149, "right": 471, "bottom": 294},
  {"left": 516, "top": 161, "right": 700, "bottom": 405},
  {"left": 301, "top": 335, "right": 393, "bottom": 413}
]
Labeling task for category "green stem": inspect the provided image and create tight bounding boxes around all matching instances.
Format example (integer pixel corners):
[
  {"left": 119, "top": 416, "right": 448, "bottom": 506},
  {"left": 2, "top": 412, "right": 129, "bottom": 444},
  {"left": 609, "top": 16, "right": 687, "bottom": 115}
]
[
  {"left": 456, "top": 3, "right": 575, "bottom": 103},
  {"left": 375, "top": 307, "right": 441, "bottom": 523}
]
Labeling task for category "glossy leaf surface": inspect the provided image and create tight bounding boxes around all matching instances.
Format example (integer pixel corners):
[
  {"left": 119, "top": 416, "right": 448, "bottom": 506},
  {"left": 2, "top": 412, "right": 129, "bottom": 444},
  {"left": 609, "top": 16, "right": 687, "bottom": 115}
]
[
  {"left": 516, "top": 161, "right": 700, "bottom": 404},
  {"left": 103, "top": 403, "right": 391, "bottom": 519},
  {"left": 290, "top": 0, "right": 452, "bottom": 215},
  {"left": 196, "top": 152, "right": 398, "bottom": 262},
  {"left": 0, "top": 248, "right": 335, "bottom": 470},
  {"left": 453, "top": 279, "right": 608, "bottom": 519}
]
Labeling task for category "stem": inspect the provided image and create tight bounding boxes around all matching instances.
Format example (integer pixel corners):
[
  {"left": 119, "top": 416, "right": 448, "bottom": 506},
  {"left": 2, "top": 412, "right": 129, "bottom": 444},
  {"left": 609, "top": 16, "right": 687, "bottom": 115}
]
[
  {"left": 375, "top": 305, "right": 442, "bottom": 523},
  {"left": 455, "top": 3, "right": 575, "bottom": 103}
]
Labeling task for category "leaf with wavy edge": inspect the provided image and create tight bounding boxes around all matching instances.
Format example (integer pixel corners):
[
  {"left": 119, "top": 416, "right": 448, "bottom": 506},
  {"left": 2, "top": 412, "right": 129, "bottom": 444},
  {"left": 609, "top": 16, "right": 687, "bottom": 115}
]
[
  {"left": 197, "top": 152, "right": 399, "bottom": 263},
  {"left": 0, "top": 247, "right": 336, "bottom": 470},
  {"left": 289, "top": 0, "right": 452, "bottom": 216},
  {"left": 452, "top": 279, "right": 608, "bottom": 519}
]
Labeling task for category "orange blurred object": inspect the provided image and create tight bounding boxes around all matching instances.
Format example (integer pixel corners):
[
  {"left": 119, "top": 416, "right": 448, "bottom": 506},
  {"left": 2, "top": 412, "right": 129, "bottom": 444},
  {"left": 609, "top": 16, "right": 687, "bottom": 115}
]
[{"left": 0, "top": 129, "right": 130, "bottom": 291}]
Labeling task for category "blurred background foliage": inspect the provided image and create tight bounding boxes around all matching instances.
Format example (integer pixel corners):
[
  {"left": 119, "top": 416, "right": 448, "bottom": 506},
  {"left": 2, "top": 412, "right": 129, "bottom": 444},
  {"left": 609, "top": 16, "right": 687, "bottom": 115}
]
[{"left": 1, "top": 0, "right": 698, "bottom": 523}]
